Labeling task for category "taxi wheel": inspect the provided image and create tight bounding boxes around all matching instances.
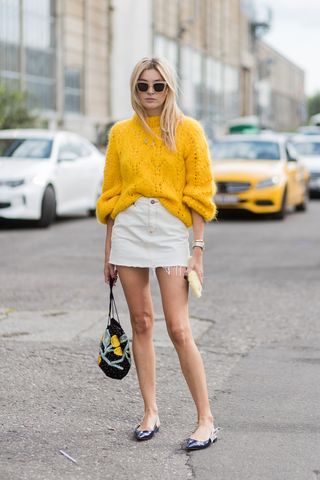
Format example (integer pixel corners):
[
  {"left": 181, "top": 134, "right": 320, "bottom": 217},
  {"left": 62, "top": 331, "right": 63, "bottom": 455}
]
[
  {"left": 37, "top": 186, "right": 56, "bottom": 228},
  {"left": 274, "top": 188, "right": 287, "bottom": 220},
  {"left": 295, "top": 189, "right": 308, "bottom": 212}
]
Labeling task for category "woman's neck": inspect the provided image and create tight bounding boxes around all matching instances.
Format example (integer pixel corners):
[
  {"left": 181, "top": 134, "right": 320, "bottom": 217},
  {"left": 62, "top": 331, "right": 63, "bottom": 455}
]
[{"left": 145, "top": 107, "right": 163, "bottom": 117}]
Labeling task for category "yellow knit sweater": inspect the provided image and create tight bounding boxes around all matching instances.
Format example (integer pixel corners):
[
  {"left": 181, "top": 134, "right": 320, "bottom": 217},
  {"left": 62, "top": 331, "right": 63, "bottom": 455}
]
[{"left": 96, "top": 114, "right": 216, "bottom": 227}]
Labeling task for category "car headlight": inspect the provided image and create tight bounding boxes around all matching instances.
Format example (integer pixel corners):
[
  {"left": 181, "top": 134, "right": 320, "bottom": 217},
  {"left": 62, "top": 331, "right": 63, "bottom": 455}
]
[
  {"left": 0, "top": 179, "right": 25, "bottom": 187},
  {"left": 256, "top": 176, "right": 280, "bottom": 189}
]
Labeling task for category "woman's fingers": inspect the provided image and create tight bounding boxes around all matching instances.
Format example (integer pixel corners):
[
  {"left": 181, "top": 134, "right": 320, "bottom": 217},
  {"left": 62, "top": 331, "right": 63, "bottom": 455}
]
[
  {"left": 111, "top": 265, "right": 118, "bottom": 284},
  {"left": 104, "top": 263, "right": 118, "bottom": 284},
  {"left": 190, "top": 256, "right": 203, "bottom": 283}
]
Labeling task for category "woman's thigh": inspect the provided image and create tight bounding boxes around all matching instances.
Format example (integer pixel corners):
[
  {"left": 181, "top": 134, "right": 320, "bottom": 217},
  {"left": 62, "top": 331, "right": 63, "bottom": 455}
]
[
  {"left": 117, "top": 267, "right": 154, "bottom": 332},
  {"left": 155, "top": 267, "right": 190, "bottom": 333}
]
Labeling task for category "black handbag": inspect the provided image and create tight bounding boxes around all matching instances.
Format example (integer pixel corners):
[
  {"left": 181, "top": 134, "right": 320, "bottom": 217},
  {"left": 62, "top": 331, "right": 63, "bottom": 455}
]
[{"left": 98, "top": 281, "right": 131, "bottom": 379}]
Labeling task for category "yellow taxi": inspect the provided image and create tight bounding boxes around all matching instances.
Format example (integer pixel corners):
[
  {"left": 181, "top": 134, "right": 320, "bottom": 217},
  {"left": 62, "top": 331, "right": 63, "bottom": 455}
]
[{"left": 211, "top": 134, "right": 309, "bottom": 219}]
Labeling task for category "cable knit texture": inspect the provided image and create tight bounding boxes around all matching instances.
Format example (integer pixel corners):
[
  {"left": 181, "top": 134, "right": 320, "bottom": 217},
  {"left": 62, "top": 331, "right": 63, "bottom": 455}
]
[{"left": 96, "top": 114, "right": 216, "bottom": 227}]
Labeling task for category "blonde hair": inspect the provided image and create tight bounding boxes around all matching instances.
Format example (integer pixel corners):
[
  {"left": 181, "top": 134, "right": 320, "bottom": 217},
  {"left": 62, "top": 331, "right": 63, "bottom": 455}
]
[{"left": 130, "top": 57, "right": 183, "bottom": 151}]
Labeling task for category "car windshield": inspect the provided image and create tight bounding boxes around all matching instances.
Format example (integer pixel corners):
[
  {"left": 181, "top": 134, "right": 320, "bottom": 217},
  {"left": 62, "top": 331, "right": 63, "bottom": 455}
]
[
  {"left": 212, "top": 140, "right": 281, "bottom": 160},
  {"left": 293, "top": 141, "right": 320, "bottom": 157},
  {"left": 0, "top": 138, "right": 53, "bottom": 159}
]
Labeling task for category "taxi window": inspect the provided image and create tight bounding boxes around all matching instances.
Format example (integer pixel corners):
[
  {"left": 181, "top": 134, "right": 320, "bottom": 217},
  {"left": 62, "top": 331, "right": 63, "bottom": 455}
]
[{"left": 213, "top": 140, "right": 280, "bottom": 160}]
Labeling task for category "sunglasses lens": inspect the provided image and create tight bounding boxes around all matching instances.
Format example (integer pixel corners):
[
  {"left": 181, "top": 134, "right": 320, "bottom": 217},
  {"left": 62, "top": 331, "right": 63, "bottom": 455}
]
[
  {"left": 154, "top": 83, "right": 165, "bottom": 92},
  {"left": 136, "top": 82, "right": 166, "bottom": 93},
  {"left": 137, "top": 82, "right": 148, "bottom": 92}
]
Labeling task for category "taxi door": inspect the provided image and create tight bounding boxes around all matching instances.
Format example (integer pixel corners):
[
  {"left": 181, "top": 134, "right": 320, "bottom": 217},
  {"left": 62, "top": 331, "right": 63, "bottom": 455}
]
[{"left": 285, "top": 145, "right": 305, "bottom": 206}]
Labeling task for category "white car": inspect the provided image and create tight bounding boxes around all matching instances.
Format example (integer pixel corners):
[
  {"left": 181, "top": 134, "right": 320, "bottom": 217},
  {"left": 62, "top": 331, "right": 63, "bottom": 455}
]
[
  {"left": 0, "top": 129, "right": 105, "bottom": 227},
  {"left": 291, "top": 135, "right": 320, "bottom": 197}
]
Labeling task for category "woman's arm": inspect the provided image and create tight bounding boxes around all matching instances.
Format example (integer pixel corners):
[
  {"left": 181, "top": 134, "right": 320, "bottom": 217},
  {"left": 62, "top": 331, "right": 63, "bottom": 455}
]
[
  {"left": 96, "top": 126, "right": 122, "bottom": 224},
  {"left": 104, "top": 217, "right": 118, "bottom": 284},
  {"left": 182, "top": 118, "right": 216, "bottom": 222},
  {"left": 188, "top": 209, "right": 205, "bottom": 283}
]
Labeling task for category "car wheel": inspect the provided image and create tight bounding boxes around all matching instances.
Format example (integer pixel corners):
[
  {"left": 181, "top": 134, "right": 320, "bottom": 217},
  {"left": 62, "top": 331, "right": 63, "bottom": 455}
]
[
  {"left": 88, "top": 185, "right": 101, "bottom": 218},
  {"left": 88, "top": 207, "right": 96, "bottom": 217},
  {"left": 295, "top": 188, "right": 308, "bottom": 212},
  {"left": 274, "top": 188, "right": 287, "bottom": 220},
  {"left": 37, "top": 186, "right": 56, "bottom": 228}
]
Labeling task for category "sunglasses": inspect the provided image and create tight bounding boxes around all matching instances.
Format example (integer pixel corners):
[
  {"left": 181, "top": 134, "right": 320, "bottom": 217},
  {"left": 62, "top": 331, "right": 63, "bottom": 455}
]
[{"left": 136, "top": 81, "right": 167, "bottom": 93}]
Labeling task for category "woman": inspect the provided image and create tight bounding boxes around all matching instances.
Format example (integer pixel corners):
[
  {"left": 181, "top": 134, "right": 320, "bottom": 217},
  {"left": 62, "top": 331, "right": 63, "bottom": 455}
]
[{"left": 96, "top": 57, "right": 218, "bottom": 451}]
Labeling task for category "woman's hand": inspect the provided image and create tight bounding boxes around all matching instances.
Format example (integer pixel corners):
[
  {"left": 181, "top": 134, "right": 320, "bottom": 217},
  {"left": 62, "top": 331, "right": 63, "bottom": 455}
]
[
  {"left": 104, "top": 260, "right": 118, "bottom": 284},
  {"left": 104, "top": 219, "right": 116, "bottom": 284},
  {"left": 187, "top": 248, "right": 203, "bottom": 284}
]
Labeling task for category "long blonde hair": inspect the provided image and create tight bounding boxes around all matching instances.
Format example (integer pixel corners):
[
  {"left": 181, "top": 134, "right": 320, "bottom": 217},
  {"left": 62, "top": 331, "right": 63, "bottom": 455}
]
[{"left": 130, "top": 57, "right": 183, "bottom": 151}]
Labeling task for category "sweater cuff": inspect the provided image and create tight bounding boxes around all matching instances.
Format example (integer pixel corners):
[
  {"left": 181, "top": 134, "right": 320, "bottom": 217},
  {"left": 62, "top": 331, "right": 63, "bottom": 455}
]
[
  {"left": 96, "top": 194, "right": 119, "bottom": 224},
  {"left": 183, "top": 194, "right": 217, "bottom": 222}
]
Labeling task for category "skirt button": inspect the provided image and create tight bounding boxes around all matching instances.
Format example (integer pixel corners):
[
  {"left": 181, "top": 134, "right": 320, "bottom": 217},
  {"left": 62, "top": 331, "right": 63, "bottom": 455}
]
[{"left": 150, "top": 199, "right": 155, "bottom": 204}]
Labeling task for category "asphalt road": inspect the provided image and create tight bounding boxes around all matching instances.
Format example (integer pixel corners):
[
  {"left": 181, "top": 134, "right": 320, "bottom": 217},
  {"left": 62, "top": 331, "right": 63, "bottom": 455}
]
[{"left": 1, "top": 201, "right": 320, "bottom": 480}]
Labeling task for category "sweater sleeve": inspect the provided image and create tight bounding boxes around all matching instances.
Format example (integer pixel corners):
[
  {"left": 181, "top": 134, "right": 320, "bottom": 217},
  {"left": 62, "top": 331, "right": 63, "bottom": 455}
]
[
  {"left": 96, "top": 126, "right": 122, "bottom": 224},
  {"left": 182, "top": 119, "right": 217, "bottom": 221}
]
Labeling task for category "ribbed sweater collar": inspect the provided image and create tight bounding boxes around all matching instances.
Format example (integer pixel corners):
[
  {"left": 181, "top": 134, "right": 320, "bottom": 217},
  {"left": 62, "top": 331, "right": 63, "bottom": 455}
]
[{"left": 133, "top": 113, "right": 160, "bottom": 129}]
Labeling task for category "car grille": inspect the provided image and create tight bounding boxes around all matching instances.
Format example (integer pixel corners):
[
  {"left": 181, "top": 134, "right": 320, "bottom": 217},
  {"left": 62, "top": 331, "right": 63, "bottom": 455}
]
[{"left": 216, "top": 181, "right": 251, "bottom": 193}]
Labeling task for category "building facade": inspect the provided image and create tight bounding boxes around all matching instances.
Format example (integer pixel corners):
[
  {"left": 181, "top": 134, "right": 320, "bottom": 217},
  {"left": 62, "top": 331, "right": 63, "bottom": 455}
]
[
  {"left": 0, "top": 0, "right": 306, "bottom": 142},
  {"left": 256, "top": 41, "right": 305, "bottom": 131},
  {"left": 0, "top": 0, "right": 111, "bottom": 141}
]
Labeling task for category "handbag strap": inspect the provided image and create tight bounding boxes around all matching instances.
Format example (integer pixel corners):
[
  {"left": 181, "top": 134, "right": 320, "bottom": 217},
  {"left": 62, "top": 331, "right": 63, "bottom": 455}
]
[{"left": 108, "top": 279, "right": 120, "bottom": 325}]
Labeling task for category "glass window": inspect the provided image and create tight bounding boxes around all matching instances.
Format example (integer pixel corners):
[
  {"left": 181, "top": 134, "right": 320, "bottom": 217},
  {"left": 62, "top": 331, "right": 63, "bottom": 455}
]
[
  {"left": 78, "top": 141, "right": 93, "bottom": 157},
  {"left": 23, "top": 0, "right": 53, "bottom": 16},
  {"left": 64, "top": 67, "right": 82, "bottom": 113},
  {"left": 212, "top": 140, "right": 281, "bottom": 161},
  {"left": 0, "top": 42, "right": 20, "bottom": 72},
  {"left": 0, "top": 0, "right": 56, "bottom": 112},
  {"left": 24, "top": 15, "right": 54, "bottom": 50},
  {"left": 26, "top": 78, "right": 55, "bottom": 110},
  {"left": 26, "top": 48, "right": 54, "bottom": 78},
  {"left": 224, "top": 66, "right": 240, "bottom": 122},
  {"left": 58, "top": 142, "right": 81, "bottom": 160},
  {"left": 154, "top": 35, "right": 178, "bottom": 71},
  {"left": 293, "top": 142, "right": 320, "bottom": 156},
  {"left": 0, "top": 0, "right": 20, "bottom": 81},
  {"left": 0, "top": 0, "right": 20, "bottom": 44},
  {"left": 0, "top": 138, "right": 53, "bottom": 159}
]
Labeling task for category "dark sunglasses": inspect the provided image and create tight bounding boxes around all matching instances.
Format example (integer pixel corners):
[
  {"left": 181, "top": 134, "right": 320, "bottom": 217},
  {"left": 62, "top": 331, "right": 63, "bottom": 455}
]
[{"left": 136, "top": 81, "right": 167, "bottom": 93}]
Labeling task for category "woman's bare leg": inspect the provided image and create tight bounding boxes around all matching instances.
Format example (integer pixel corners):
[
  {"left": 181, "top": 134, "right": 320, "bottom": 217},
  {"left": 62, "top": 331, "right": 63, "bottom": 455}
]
[
  {"left": 117, "top": 266, "right": 159, "bottom": 430},
  {"left": 156, "top": 267, "right": 213, "bottom": 440}
]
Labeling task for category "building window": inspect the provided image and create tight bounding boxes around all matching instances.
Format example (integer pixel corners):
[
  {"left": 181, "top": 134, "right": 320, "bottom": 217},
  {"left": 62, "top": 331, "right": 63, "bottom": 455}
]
[
  {"left": 64, "top": 67, "right": 82, "bottom": 113},
  {"left": 0, "top": 0, "right": 55, "bottom": 111},
  {"left": 0, "top": 0, "right": 21, "bottom": 85}
]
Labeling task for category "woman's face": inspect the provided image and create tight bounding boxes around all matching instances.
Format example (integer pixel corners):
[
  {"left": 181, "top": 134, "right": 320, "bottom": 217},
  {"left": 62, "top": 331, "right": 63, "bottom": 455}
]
[{"left": 136, "top": 68, "right": 168, "bottom": 116}]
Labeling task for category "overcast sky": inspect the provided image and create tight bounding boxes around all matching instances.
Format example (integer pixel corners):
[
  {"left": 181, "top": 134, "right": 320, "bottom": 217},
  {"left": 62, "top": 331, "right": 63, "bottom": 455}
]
[{"left": 264, "top": 0, "right": 320, "bottom": 96}]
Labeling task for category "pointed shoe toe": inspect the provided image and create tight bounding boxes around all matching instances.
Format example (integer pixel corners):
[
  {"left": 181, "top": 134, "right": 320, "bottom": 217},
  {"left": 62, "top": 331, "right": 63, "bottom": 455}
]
[
  {"left": 134, "top": 424, "right": 160, "bottom": 441},
  {"left": 185, "top": 427, "right": 220, "bottom": 451}
]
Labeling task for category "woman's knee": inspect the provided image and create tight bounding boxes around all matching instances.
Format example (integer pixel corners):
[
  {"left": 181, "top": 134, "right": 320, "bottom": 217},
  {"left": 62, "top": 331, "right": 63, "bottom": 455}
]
[
  {"left": 168, "top": 324, "right": 192, "bottom": 348},
  {"left": 131, "top": 310, "right": 154, "bottom": 335}
]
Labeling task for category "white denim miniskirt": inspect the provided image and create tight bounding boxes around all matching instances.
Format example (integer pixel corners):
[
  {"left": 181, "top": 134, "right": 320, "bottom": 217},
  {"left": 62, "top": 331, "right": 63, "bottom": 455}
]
[{"left": 110, "top": 197, "right": 190, "bottom": 268}]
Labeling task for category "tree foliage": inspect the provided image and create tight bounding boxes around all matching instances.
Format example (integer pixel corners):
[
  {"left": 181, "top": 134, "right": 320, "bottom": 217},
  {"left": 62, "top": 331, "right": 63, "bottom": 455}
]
[
  {"left": 307, "top": 92, "right": 320, "bottom": 119},
  {"left": 0, "top": 84, "right": 40, "bottom": 130}
]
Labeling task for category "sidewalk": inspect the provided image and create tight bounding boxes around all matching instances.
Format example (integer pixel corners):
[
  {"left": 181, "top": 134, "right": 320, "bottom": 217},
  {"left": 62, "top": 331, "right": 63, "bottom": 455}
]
[
  {"left": 0, "top": 309, "right": 231, "bottom": 480},
  {"left": 193, "top": 342, "right": 320, "bottom": 479},
  {"left": 1, "top": 309, "right": 320, "bottom": 479}
]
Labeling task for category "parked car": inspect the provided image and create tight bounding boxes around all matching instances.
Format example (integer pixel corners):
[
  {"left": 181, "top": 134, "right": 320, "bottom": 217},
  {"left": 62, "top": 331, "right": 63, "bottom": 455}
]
[
  {"left": 0, "top": 129, "right": 105, "bottom": 227},
  {"left": 211, "top": 134, "right": 309, "bottom": 219},
  {"left": 296, "top": 126, "right": 320, "bottom": 135},
  {"left": 290, "top": 135, "right": 320, "bottom": 197}
]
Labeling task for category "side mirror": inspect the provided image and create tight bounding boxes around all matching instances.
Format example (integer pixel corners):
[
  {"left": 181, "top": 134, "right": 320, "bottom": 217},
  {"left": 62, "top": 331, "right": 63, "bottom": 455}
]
[{"left": 58, "top": 151, "right": 78, "bottom": 162}]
